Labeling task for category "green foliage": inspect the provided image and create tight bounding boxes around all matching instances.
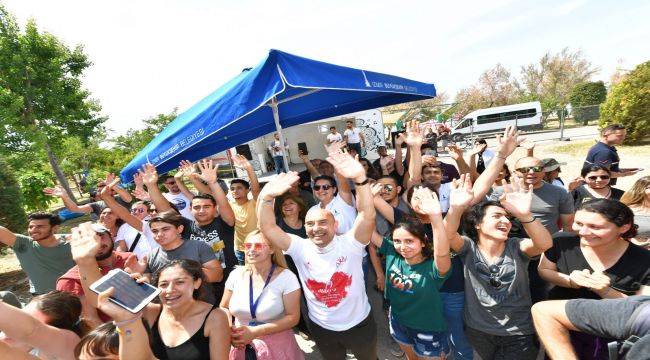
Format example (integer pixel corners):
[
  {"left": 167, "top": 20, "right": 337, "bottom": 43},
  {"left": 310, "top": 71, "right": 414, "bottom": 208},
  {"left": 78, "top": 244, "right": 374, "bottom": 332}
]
[
  {"left": 600, "top": 61, "right": 650, "bottom": 144},
  {"left": 17, "top": 171, "right": 56, "bottom": 211},
  {"left": 0, "top": 156, "right": 27, "bottom": 232},
  {"left": 569, "top": 81, "right": 607, "bottom": 124}
]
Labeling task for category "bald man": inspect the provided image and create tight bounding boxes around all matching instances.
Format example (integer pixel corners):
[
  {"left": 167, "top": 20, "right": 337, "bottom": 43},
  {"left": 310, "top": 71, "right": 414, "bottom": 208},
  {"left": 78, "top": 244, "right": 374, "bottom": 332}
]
[{"left": 257, "top": 152, "right": 378, "bottom": 360}]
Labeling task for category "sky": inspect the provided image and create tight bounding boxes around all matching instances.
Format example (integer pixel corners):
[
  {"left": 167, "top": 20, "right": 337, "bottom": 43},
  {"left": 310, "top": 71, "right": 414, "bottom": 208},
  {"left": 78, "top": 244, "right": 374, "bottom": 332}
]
[{"left": 3, "top": 0, "right": 649, "bottom": 136}]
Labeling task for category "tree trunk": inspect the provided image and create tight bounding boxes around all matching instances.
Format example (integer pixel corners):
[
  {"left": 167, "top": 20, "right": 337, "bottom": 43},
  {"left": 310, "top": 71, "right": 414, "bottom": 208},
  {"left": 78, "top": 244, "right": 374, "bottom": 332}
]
[{"left": 43, "top": 140, "right": 77, "bottom": 202}]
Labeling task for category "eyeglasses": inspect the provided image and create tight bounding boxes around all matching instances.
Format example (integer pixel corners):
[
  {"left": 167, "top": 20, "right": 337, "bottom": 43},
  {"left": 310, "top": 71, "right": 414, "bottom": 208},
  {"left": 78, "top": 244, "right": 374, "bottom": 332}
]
[
  {"left": 382, "top": 184, "right": 394, "bottom": 192},
  {"left": 476, "top": 262, "right": 503, "bottom": 288},
  {"left": 516, "top": 166, "right": 544, "bottom": 173},
  {"left": 587, "top": 175, "right": 610, "bottom": 181},
  {"left": 313, "top": 184, "right": 333, "bottom": 191},
  {"left": 244, "top": 243, "right": 267, "bottom": 251}
]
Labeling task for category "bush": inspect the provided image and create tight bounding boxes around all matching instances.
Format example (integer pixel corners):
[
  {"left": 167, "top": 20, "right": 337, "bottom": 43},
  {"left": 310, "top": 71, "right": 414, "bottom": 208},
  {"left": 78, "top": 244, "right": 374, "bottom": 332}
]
[
  {"left": 0, "top": 156, "right": 27, "bottom": 232},
  {"left": 569, "top": 81, "right": 606, "bottom": 124},
  {"left": 18, "top": 171, "right": 56, "bottom": 212},
  {"left": 600, "top": 61, "right": 650, "bottom": 144}
]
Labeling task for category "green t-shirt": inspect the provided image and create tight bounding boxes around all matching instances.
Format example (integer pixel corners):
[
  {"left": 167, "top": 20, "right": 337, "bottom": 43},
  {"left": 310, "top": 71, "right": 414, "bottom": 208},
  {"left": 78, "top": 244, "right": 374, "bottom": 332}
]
[
  {"left": 379, "top": 237, "right": 449, "bottom": 332},
  {"left": 12, "top": 234, "right": 75, "bottom": 295}
]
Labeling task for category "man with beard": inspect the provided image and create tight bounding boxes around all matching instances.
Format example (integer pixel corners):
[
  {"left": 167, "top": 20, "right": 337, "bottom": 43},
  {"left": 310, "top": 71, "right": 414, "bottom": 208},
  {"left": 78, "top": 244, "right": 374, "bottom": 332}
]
[
  {"left": 56, "top": 223, "right": 130, "bottom": 326},
  {"left": 0, "top": 213, "right": 75, "bottom": 296}
]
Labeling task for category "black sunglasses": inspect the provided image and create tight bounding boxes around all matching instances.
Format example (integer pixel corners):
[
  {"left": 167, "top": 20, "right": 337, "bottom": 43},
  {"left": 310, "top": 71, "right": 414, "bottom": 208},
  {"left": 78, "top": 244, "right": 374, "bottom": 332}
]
[
  {"left": 313, "top": 184, "right": 333, "bottom": 191},
  {"left": 516, "top": 166, "right": 544, "bottom": 173},
  {"left": 382, "top": 184, "right": 394, "bottom": 192},
  {"left": 587, "top": 175, "right": 610, "bottom": 181}
]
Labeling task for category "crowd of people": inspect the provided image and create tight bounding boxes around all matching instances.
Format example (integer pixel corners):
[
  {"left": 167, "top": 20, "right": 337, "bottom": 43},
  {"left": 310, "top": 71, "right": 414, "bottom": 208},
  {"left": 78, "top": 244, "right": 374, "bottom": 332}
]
[{"left": 0, "top": 121, "right": 648, "bottom": 360}]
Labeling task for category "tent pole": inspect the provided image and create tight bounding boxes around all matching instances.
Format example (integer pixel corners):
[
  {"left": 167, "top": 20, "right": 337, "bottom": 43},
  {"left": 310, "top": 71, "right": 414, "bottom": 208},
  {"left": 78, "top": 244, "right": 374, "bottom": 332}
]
[{"left": 270, "top": 97, "right": 290, "bottom": 173}]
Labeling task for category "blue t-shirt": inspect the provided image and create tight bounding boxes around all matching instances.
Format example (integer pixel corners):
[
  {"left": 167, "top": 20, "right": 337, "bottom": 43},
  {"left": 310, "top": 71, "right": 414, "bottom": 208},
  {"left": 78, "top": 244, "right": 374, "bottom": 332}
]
[{"left": 584, "top": 141, "right": 620, "bottom": 184}]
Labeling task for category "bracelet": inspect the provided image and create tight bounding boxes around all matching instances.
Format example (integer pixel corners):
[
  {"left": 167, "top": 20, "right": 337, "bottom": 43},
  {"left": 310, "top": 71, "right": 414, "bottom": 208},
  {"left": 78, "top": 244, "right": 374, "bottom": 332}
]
[
  {"left": 355, "top": 178, "right": 370, "bottom": 186},
  {"left": 113, "top": 312, "right": 143, "bottom": 329},
  {"left": 519, "top": 216, "right": 536, "bottom": 224}
]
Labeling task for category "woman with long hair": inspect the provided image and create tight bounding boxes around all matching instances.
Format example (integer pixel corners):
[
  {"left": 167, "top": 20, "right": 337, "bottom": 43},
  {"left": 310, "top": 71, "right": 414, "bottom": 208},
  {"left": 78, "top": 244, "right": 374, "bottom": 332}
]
[
  {"left": 0, "top": 290, "right": 91, "bottom": 360},
  {"left": 359, "top": 157, "right": 381, "bottom": 180},
  {"left": 220, "top": 230, "right": 303, "bottom": 359},
  {"left": 445, "top": 176, "right": 553, "bottom": 360},
  {"left": 621, "top": 175, "right": 650, "bottom": 248},
  {"left": 277, "top": 194, "right": 307, "bottom": 238},
  {"left": 369, "top": 186, "right": 451, "bottom": 360},
  {"left": 569, "top": 165, "right": 624, "bottom": 209},
  {"left": 538, "top": 199, "right": 650, "bottom": 359}
]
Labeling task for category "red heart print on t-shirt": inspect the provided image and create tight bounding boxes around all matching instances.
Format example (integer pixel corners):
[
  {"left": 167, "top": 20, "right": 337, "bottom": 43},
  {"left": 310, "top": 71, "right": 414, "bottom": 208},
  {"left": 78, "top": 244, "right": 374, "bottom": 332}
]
[{"left": 305, "top": 271, "right": 352, "bottom": 308}]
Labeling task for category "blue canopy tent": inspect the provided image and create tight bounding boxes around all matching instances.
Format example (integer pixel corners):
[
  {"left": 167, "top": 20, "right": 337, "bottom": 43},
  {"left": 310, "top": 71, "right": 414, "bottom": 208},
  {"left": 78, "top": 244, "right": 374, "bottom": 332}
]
[{"left": 120, "top": 49, "right": 436, "bottom": 182}]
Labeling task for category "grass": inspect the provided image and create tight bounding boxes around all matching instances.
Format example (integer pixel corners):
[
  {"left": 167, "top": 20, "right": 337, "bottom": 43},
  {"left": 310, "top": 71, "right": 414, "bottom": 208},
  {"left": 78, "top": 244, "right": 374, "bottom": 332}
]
[{"left": 544, "top": 140, "right": 650, "bottom": 158}]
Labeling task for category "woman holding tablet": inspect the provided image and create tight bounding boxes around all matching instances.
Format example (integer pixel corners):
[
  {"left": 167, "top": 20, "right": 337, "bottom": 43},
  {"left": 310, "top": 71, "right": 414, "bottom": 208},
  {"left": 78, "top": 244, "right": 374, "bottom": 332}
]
[
  {"left": 220, "top": 230, "right": 303, "bottom": 360},
  {"left": 69, "top": 222, "right": 231, "bottom": 360}
]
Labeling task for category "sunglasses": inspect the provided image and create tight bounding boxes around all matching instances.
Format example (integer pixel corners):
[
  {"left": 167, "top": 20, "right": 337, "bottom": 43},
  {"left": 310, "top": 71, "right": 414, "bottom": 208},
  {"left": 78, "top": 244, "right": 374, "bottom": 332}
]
[
  {"left": 382, "top": 184, "right": 394, "bottom": 192},
  {"left": 313, "top": 184, "right": 333, "bottom": 191},
  {"left": 516, "top": 166, "right": 544, "bottom": 173},
  {"left": 587, "top": 175, "right": 610, "bottom": 181},
  {"left": 244, "top": 243, "right": 267, "bottom": 251},
  {"left": 476, "top": 262, "right": 503, "bottom": 288}
]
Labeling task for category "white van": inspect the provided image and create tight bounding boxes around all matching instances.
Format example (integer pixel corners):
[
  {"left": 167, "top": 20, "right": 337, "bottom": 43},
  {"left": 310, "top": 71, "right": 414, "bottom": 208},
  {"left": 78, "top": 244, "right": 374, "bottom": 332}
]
[{"left": 451, "top": 101, "right": 542, "bottom": 141}]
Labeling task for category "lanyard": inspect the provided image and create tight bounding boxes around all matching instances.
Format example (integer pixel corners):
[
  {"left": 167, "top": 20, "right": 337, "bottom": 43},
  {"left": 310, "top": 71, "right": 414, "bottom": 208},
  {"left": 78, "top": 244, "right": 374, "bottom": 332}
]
[{"left": 249, "top": 264, "right": 276, "bottom": 324}]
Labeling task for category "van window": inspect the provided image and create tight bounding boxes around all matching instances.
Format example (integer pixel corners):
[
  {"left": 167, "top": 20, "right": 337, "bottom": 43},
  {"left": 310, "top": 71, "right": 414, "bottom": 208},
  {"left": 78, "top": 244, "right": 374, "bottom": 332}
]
[
  {"left": 477, "top": 108, "right": 537, "bottom": 125},
  {"left": 456, "top": 118, "right": 472, "bottom": 129}
]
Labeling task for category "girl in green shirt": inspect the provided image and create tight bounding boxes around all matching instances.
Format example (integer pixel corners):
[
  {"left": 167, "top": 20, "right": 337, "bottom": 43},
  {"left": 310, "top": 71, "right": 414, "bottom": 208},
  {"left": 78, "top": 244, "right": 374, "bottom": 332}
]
[{"left": 370, "top": 186, "right": 452, "bottom": 360}]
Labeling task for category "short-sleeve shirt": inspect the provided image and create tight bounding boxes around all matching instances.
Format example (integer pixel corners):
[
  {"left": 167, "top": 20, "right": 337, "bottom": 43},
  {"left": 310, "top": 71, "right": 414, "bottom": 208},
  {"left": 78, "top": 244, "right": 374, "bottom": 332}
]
[
  {"left": 231, "top": 199, "right": 258, "bottom": 252},
  {"left": 344, "top": 128, "right": 362, "bottom": 144},
  {"left": 585, "top": 141, "right": 621, "bottom": 185},
  {"left": 544, "top": 233, "right": 650, "bottom": 300},
  {"left": 310, "top": 194, "right": 357, "bottom": 235},
  {"left": 146, "top": 240, "right": 218, "bottom": 303},
  {"left": 457, "top": 236, "right": 535, "bottom": 336},
  {"left": 375, "top": 198, "right": 411, "bottom": 238},
  {"left": 162, "top": 192, "right": 195, "bottom": 221},
  {"left": 181, "top": 216, "right": 235, "bottom": 271},
  {"left": 379, "top": 238, "right": 448, "bottom": 331},
  {"left": 285, "top": 232, "right": 371, "bottom": 331},
  {"left": 56, "top": 251, "right": 131, "bottom": 322},
  {"left": 570, "top": 185, "right": 624, "bottom": 210},
  {"left": 12, "top": 234, "right": 75, "bottom": 294},
  {"left": 491, "top": 182, "right": 574, "bottom": 234},
  {"left": 394, "top": 207, "right": 464, "bottom": 293},
  {"left": 115, "top": 222, "right": 158, "bottom": 260},
  {"left": 225, "top": 267, "right": 301, "bottom": 325},
  {"left": 439, "top": 162, "right": 460, "bottom": 184},
  {"left": 327, "top": 133, "right": 343, "bottom": 143}
]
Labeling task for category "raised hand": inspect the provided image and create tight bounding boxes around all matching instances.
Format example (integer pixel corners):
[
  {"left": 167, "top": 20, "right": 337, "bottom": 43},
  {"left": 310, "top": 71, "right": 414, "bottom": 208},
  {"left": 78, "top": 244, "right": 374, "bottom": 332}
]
[
  {"left": 404, "top": 120, "right": 423, "bottom": 148},
  {"left": 70, "top": 222, "right": 101, "bottom": 265},
  {"left": 446, "top": 144, "right": 464, "bottom": 161},
  {"left": 43, "top": 185, "right": 65, "bottom": 198},
  {"left": 231, "top": 154, "right": 252, "bottom": 169},
  {"left": 498, "top": 177, "right": 533, "bottom": 220},
  {"left": 411, "top": 186, "right": 442, "bottom": 217},
  {"left": 133, "top": 173, "right": 144, "bottom": 187},
  {"left": 422, "top": 155, "right": 438, "bottom": 166},
  {"left": 326, "top": 151, "right": 365, "bottom": 181},
  {"left": 132, "top": 187, "right": 151, "bottom": 201},
  {"left": 197, "top": 159, "right": 218, "bottom": 184},
  {"left": 324, "top": 141, "right": 347, "bottom": 155},
  {"left": 469, "top": 142, "right": 487, "bottom": 156},
  {"left": 124, "top": 254, "right": 148, "bottom": 275},
  {"left": 96, "top": 287, "right": 142, "bottom": 322},
  {"left": 395, "top": 133, "right": 406, "bottom": 147},
  {"left": 495, "top": 125, "right": 525, "bottom": 158},
  {"left": 567, "top": 176, "right": 585, "bottom": 191},
  {"left": 449, "top": 174, "right": 474, "bottom": 209},
  {"left": 176, "top": 160, "right": 196, "bottom": 179},
  {"left": 104, "top": 173, "right": 116, "bottom": 185},
  {"left": 260, "top": 172, "right": 300, "bottom": 199},
  {"left": 139, "top": 163, "right": 158, "bottom": 186},
  {"left": 370, "top": 183, "right": 383, "bottom": 198}
]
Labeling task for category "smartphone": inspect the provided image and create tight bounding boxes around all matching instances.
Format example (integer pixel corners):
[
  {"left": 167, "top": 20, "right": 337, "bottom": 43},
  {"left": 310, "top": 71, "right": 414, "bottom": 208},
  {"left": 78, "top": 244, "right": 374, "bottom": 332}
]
[{"left": 90, "top": 269, "right": 160, "bottom": 313}]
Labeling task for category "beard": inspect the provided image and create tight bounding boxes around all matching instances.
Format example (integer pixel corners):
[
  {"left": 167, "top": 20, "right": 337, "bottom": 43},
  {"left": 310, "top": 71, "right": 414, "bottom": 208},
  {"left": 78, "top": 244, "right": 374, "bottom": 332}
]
[
  {"left": 95, "top": 239, "right": 114, "bottom": 261},
  {"left": 31, "top": 230, "right": 54, "bottom": 242}
]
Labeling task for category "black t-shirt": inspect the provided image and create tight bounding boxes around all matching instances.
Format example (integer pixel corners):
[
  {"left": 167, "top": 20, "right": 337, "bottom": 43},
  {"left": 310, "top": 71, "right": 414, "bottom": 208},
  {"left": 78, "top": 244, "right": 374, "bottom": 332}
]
[
  {"left": 570, "top": 185, "right": 625, "bottom": 210},
  {"left": 545, "top": 233, "right": 650, "bottom": 300},
  {"left": 394, "top": 207, "right": 464, "bottom": 293},
  {"left": 277, "top": 217, "right": 307, "bottom": 238},
  {"left": 180, "top": 217, "right": 236, "bottom": 271}
]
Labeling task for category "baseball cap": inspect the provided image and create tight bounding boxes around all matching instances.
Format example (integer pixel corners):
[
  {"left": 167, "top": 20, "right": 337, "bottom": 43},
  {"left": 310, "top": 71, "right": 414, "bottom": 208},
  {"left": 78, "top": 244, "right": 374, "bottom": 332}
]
[{"left": 91, "top": 223, "right": 110, "bottom": 234}]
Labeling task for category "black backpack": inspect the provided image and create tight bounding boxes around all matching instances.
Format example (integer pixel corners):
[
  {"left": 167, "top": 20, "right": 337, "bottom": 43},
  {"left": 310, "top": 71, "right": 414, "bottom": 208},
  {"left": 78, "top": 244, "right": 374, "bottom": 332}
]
[{"left": 608, "top": 301, "right": 650, "bottom": 360}]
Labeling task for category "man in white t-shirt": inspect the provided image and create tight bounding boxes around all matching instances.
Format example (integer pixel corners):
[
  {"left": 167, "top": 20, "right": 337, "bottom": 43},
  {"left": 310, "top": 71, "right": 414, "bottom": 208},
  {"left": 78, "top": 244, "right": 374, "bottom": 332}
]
[
  {"left": 160, "top": 173, "right": 195, "bottom": 221},
  {"left": 343, "top": 120, "right": 365, "bottom": 155},
  {"left": 258, "top": 151, "right": 377, "bottom": 360},
  {"left": 268, "top": 132, "right": 289, "bottom": 174},
  {"left": 114, "top": 201, "right": 158, "bottom": 259},
  {"left": 326, "top": 126, "right": 343, "bottom": 144}
]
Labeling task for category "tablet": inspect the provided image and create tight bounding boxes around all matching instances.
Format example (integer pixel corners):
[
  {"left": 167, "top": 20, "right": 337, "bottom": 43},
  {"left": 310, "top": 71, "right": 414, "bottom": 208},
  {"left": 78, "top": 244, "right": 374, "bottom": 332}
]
[{"left": 90, "top": 269, "right": 161, "bottom": 313}]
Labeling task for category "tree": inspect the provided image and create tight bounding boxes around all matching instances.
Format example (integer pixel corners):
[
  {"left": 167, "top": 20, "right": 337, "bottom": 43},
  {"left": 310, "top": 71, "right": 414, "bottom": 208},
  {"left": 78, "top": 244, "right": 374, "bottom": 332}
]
[
  {"left": 600, "top": 61, "right": 650, "bottom": 144},
  {"left": 569, "top": 81, "right": 607, "bottom": 124},
  {"left": 0, "top": 5, "right": 104, "bottom": 201},
  {"left": 452, "top": 64, "right": 519, "bottom": 117},
  {"left": 0, "top": 155, "right": 27, "bottom": 232},
  {"left": 517, "top": 48, "right": 598, "bottom": 111}
]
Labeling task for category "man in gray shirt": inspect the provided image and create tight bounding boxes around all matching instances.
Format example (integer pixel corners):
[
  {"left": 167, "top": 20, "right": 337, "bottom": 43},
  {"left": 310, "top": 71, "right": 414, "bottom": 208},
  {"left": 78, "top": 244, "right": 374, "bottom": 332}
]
[{"left": 127, "top": 210, "right": 222, "bottom": 304}]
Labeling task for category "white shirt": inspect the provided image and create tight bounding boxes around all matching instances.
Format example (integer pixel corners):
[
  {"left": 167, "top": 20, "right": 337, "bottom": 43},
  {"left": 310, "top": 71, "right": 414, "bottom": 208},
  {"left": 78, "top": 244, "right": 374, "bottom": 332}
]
[
  {"left": 285, "top": 232, "right": 371, "bottom": 331},
  {"left": 225, "top": 267, "right": 300, "bottom": 325},
  {"left": 268, "top": 139, "right": 287, "bottom": 157},
  {"left": 115, "top": 222, "right": 158, "bottom": 260},
  {"left": 438, "top": 182, "right": 452, "bottom": 214},
  {"left": 344, "top": 128, "right": 362, "bottom": 144},
  {"left": 163, "top": 192, "right": 195, "bottom": 221},
  {"left": 310, "top": 194, "right": 357, "bottom": 235},
  {"left": 481, "top": 148, "right": 495, "bottom": 167},
  {"left": 327, "top": 132, "right": 343, "bottom": 144}
]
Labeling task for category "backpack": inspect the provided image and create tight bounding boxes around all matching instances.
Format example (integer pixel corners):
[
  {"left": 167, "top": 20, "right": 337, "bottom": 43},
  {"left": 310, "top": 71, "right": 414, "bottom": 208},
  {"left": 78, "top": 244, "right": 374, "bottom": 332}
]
[{"left": 608, "top": 301, "right": 650, "bottom": 360}]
